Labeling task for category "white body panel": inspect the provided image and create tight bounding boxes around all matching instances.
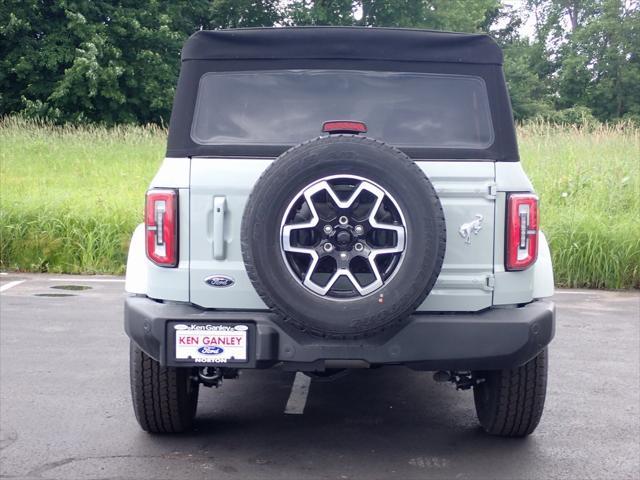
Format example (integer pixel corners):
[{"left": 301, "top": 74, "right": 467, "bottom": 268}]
[
  {"left": 124, "top": 160, "right": 191, "bottom": 301},
  {"left": 190, "top": 159, "right": 270, "bottom": 309},
  {"left": 151, "top": 157, "right": 190, "bottom": 188},
  {"left": 532, "top": 231, "right": 555, "bottom": 298},
  {"left": 415, "top": 162, "right": 495, "bottom": 311},
  {"left": 124, "top": 224, "right": 147, "bottom": 294},
  {"left": 188, "top": 158, "right": 496, "bottom": 312},
  {"left": 125, "top": 157, "right": 553, "bottom": 308},
  {"left": 492, "top": 162, "right": 550, "bottom": 305}
]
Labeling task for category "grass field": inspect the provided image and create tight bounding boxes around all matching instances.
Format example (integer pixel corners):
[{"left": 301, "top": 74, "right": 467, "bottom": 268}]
[{"left": 1, "top": 117, "right": 638, "bottom": 288}]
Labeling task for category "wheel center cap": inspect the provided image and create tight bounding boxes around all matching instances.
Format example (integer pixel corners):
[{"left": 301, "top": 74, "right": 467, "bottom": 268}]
[{"left": 336, "top": 230, "right": 352, "bottom": 246}]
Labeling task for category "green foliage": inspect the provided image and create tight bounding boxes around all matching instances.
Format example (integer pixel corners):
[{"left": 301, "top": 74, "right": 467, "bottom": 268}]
[
  {"left": 556, "top": 1, "right": 640, "bottom": 120},
  {"left": 286, "top": 0, "right": 354, "bottom": 25},
  {"left": 0, "top": 116, "right": 165, "bottom": 273},
  {"left": 502, "top": 40, "right": 554, "bottom": 120},
  {"left": 0, "top": 0, "right": 281, "bottom": 125},
  {"left": 208, "top": 0, "right": 281, "bottom": 29},
  {"left": 1, "top": 118, "right": 639, "bottom": 288},
  {"left": 525, "top": 0, "right": 640, "bottom": 121},
  {"left": 1, "top": 1, "right": 638, "bottom": 123},
  {"left": 535, "top": 105, "right": 598, "bottom": 126},
  {"left": 2, "top": 1, "right": 186, "bottom": 124},
  {"left": 519, "top": 120, "right": 640, "bottom": 288},
  {"left": 359, "top": 0, "right": 500, "bottom": 31}
]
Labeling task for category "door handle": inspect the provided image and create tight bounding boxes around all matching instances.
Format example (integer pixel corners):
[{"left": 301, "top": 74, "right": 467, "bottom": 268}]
[{"left": 213, "top": 196, "right": 226, "bottom": 260}]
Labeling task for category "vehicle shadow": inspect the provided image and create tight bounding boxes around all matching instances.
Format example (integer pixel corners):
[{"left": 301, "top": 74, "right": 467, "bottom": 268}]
[{"left": 146, "top": 367, "right": 544, "bottom": 479}]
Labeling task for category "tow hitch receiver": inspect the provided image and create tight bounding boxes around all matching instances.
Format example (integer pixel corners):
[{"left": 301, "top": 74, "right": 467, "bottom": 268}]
[
  {"left": 197, "top": 367, "right": 239, "bottom": 388},
  {"left": 433, "top": 370, "right": 485, "bottom": 390}
]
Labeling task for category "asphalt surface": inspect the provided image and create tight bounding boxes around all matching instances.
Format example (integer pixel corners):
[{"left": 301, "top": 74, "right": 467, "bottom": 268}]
[{"left": 0, "top": 273, "right": 638, "bottom": 480}]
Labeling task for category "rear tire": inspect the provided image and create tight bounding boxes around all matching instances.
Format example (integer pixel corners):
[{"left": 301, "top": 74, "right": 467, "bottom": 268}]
[
  {"left": 473, "top": 349, "right": 548, "bottom": 437},
  {"left": 129, "top": 342, "right": 199, "bottom": 433}
]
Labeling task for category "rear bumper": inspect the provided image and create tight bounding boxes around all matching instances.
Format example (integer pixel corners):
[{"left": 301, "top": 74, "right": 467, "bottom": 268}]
[{"left": 124, "top": 296, "right": 555, "bottom": 371}]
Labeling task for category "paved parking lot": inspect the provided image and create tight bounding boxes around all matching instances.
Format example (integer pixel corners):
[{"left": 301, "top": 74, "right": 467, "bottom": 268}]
[{"left": 1, "top": 273, "right": 638, "bottom": 480}]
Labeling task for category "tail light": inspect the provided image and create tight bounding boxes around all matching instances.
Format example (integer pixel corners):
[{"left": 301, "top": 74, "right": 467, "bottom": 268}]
[
  {"left": 506, "top": 193, "right": 539, "bottom": 271},
  {"left": 145, "top": 189, "right": 178, "bottom": 267}
]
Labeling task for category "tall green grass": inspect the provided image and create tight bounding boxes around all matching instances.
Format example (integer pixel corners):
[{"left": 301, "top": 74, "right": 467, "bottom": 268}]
[
  {"left": 0, "top": 117, "right": 165, "bottom": 274},
  {"left": 519, "top": 122, "right": 639, "bottom": 289},
  {"left": 1, "top": 116, "right": 638, "bottom": 287}
]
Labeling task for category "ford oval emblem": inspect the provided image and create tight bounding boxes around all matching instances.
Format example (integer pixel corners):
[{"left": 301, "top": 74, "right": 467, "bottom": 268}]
[
  {"left": 198, "top": 346, "right": 224, "bottom": 355},
  {"left": 204, "top": 275, "right": 235, "bottom": 288}
]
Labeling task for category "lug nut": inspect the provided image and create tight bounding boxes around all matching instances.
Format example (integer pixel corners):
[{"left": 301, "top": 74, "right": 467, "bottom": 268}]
[
  {"left": 323, "top": 242, "right": 334, "bottom": 252},
  {"left": 354, "top": 242, "right": 364, "bottom": 252},
  {"left": 338, "top": 216, "right": 349, "bottom": 225},
  {"left": 323, "top": 225, "right": 333, "bottom": 234},
  {"left": 354, "top": 225, "right": 364, "bottom": 235}
]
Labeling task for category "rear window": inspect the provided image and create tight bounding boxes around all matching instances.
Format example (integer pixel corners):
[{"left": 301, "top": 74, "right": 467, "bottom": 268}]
[{"left": 191, "top": 70, "right": 494, "bottom": 149}]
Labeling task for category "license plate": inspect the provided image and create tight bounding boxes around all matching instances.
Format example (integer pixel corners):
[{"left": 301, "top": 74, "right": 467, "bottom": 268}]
[{"left": 173, "top": 324, "right": 248, "bottom": 363}]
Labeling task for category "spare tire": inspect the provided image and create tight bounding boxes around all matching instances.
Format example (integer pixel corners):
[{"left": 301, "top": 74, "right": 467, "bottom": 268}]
[{"left": 241, "top": 135, "right": 445, "bottom": 339}]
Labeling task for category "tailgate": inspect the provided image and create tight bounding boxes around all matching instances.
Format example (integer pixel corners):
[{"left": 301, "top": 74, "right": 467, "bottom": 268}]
[{"left": 189, "top": 158, "right": 495, "bottom": 311}]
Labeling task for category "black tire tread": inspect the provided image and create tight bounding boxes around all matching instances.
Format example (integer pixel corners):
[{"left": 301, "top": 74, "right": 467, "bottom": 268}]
[
  {"left": 241, "top": 135, "right": 446, "bottom": 339},
  {"left": 129, "top": 342, "right": 198, "bottom": 433},
  {"left": 474, "top": 349, "right": 548, "bottom": 437}
]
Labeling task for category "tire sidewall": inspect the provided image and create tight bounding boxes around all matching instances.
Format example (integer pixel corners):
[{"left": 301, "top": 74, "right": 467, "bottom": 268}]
[{"left": 243, "top": 136, "right": 445, "bottom": 338}]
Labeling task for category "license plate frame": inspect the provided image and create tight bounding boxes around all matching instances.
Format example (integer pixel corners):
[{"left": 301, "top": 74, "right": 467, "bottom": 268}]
[{"left": 168, "top": 321, "right": 255, "bottom": 367}]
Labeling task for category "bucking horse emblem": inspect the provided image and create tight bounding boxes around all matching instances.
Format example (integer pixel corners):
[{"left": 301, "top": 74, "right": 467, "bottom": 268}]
[{"left": 458, "top": 214, "right": 484, "bottom": 245}]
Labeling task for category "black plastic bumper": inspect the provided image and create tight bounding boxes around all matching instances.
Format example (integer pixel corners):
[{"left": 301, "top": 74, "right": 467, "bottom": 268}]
[{"left": 124, "top": 296, "right": 555, "bottom": 371}]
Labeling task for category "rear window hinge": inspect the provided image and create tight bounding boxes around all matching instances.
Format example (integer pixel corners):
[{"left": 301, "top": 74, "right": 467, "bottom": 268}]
[
  {"left": 484, "top": 274, "right": 495, "bottom": 291},
  {"left": 487, "top": 183, "right": 497, "bottom": 200}
]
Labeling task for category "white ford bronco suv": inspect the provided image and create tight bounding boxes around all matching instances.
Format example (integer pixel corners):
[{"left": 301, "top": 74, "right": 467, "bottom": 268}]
[{"left": 124, "top": 27, "right": 555, "bottom": 437}]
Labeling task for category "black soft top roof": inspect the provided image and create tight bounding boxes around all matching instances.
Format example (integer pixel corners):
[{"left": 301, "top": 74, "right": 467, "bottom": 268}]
[
  {"left": 168, "top": 27, "right": 518, "bottom": 161},
  {"left": 182, "top": 27, "right": 503, "bottom": 65}
]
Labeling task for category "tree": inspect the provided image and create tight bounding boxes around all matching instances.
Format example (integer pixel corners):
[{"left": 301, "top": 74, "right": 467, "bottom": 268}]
[
  {"left": 526, "top": 0, "right": 640, "bottom": 121},
  {"left": 2, "top": 0, "right": 637, "bottom": 125},
  {"left": 502, "top": 40, "right": 554, "bottom": 119},
  {"left": 0, "top": 0, "right": 280, "bottom": 124},
  {"left": 557, "top": 0, "right": 640, "bottom": 119},
  {"left": 285, "top": 0, "right": 354, "bottom": 25},
  {"left": 208, "top": 0, "right": 281, "bottom": 29},
  {"left": 359, "top": 0, "right": 500, "bottom": 31},
  {"left": 486, "top": 2, "right": 555, "bottom": 119}
]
